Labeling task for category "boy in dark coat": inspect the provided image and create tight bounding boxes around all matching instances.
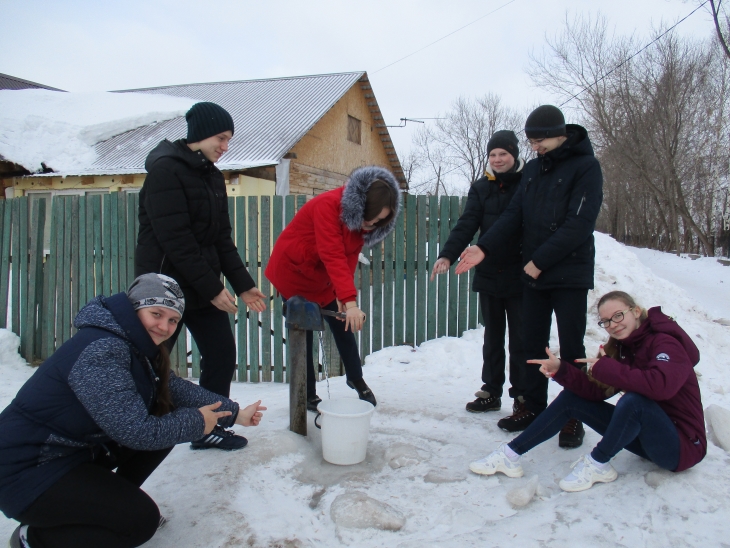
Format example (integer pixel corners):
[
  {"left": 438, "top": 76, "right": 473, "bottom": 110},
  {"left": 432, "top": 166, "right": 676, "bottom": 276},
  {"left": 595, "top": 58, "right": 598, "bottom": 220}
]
[
  {"left": 136, "top": 102, "right": 267, "bottom": 450},
  {"left": 432, "top": 130, "right": 527, "bottom": 414},
  {"left": 456, "top": 105, "right": 603, "bottom": 447}
]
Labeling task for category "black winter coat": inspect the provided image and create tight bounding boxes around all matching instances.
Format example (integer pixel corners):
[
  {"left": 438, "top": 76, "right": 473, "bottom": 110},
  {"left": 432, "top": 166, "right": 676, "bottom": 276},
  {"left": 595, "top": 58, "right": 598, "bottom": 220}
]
[
  {"left": 136, "top": 139, "right": 255, "bottom": 310},
  {"left": 438, "top": 161, "right": 524, "bottom": 297},
  {"left": 0, "top": 294, "right": 239, "bottom": 519},
  {"left": 478, "top": 125, "right": 603, "bottom": 290}
]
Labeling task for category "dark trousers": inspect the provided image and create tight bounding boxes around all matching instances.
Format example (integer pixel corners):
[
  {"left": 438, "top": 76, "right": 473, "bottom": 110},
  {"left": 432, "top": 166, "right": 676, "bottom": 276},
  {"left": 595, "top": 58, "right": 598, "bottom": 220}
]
[
  {"left": 521, "top": 286, "right": 588, "bottom": 413},
  {"left": 17, "top": 445, "right": 172, "bottom": 548},
  {"left": 167, "top": 304, "right": 236, "bottom": 398},
  {"left": 478, "top": 292, "right": 525, "bottom": 400},
  {"left": 508, "top": 390, "right": 680, "bottom": 470},
  {"left": 303, "top": 300, "right": 363, "bottom": 399}
]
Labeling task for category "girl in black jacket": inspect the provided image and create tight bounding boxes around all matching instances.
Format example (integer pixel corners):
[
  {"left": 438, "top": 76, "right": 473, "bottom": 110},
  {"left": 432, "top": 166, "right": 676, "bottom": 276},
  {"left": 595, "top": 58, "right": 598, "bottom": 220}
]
[
  {"left": 431, "top": 130, "right": 527, "bottom": 417},
  {"left": 1, "top": 274, "right": 265, "bottom": 548}
]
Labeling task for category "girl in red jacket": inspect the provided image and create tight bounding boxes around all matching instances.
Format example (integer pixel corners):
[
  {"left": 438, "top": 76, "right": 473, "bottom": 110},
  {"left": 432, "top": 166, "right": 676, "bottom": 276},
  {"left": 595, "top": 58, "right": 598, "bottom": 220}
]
[
  {"left": 265, "top": 166, "right": 401, "bottom": 411},
  {"left": 468, "top": 290, "right": 705, "bottom": 492}
]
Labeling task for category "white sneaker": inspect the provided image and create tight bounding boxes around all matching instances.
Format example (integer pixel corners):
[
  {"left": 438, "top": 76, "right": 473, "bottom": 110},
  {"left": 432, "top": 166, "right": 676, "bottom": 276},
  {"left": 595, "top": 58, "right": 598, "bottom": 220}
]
[
  {"left": 559, "top": 454, "right": 618, "bottom": 492},
  {"left": 469, "top": 444, "right": 524, "bottom": 478}
]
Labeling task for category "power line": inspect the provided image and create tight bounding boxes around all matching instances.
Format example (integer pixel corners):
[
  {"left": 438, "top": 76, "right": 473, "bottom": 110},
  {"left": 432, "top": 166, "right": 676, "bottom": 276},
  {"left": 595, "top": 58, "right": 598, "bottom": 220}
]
[
  {"left": 408, "top": 1, "right": 710, "bottom": 191},
  {"left": 559, "top": 0, "right": 709, "bottom": 107},
  {"left": 373, "top": 0, "right": 517, "bottom": 75}
]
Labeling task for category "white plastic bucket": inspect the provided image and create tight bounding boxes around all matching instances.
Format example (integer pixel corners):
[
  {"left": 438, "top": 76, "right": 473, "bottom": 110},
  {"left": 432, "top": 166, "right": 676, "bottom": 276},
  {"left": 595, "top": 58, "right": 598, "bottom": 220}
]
[{"left": 315, "top": 398, "right": 375, "bottom": 465}]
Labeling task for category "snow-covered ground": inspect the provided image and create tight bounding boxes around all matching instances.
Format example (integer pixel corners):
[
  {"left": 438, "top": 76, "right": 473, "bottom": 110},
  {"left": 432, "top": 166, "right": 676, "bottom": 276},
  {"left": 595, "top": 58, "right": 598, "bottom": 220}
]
[{"left": 1, "top": 232, "right": 730, "bottom": 547}]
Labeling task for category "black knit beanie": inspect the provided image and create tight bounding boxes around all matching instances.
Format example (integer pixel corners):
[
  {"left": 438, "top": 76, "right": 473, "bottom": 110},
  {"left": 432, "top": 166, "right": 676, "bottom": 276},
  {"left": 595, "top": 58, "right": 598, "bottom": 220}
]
[
  {"left": 487, "top": 130, "right": 520, "bottom": 162},
  {"left": 185, "top": 102, "right": 234, "bottom": 143},
  {"left": 524, "top": 105, "right": 566, "bottom": 139}
]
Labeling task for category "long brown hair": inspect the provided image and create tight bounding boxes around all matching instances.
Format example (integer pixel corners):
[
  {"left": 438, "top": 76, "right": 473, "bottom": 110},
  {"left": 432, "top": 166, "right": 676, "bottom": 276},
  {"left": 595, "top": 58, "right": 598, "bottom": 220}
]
[
  {"left": 364, "top": 180, "right": 398, "bottom": 227},
  {"left": 597, "top": 291, "right": 647, "bottom": 359},
  {"left": 150, "top": 344, "right": 174, "bottom": 416}
]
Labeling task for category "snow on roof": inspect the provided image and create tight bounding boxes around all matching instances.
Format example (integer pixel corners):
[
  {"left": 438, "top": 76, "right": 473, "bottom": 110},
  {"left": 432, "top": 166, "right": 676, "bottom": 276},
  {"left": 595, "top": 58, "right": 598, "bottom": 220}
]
[
  {"left": 96, "top": 72, "right": 366, "bottom": 175},
  {"left": 0, "top": 89, "right": 195, "bottom": 174}
]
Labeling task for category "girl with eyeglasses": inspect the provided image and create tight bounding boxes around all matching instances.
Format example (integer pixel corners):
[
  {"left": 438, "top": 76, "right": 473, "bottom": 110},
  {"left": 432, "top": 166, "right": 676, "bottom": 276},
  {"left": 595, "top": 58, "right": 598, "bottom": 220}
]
[{"left": 468, "top": 290, "right": 705, "bottom": 492}]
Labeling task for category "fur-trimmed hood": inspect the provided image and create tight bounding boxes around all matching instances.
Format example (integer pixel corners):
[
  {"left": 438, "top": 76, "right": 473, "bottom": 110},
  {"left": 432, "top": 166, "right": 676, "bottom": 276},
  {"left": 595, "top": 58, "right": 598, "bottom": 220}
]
[{"left": 340, "top": 166, "right": 401, "bottom": 247}]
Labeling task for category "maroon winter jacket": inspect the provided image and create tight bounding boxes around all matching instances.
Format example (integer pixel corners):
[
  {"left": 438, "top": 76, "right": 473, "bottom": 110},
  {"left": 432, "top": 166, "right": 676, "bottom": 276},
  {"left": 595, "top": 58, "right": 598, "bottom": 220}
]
[{"left": 553, "top": 307, "right": 705, "bottom": 472}]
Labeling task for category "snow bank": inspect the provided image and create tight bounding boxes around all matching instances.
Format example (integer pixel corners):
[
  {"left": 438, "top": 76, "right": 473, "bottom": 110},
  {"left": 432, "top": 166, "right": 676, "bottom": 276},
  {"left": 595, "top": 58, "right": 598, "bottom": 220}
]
[
  {"left": 0, "top": 89, "right": 195, "bottom": 173},
  {"left": 0, "top": 329, "right": 32, "bottom": 403}
]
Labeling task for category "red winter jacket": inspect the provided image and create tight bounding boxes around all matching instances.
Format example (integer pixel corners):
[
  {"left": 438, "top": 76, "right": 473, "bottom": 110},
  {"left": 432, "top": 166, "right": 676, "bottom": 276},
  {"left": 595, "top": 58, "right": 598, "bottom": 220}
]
[
  {"left": 266, "top": 187, "right": 363, "bottom": 306},
  {"left": 553, "top": 307, "right": 705, "bottom": 472}
]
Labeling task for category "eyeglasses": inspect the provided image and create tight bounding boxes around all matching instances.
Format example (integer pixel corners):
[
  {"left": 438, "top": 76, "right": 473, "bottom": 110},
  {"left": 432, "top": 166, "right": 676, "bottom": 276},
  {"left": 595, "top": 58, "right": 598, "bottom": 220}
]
[
  {"left": 526, "top": 138, "right": 546, "bottom": 147},
  {"left": 597, "top": 308, "right": 633, "bottom": 329}
]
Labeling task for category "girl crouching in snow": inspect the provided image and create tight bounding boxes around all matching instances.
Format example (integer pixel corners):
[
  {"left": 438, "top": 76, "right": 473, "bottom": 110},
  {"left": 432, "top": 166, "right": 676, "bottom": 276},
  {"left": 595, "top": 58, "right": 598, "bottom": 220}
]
[
  {"left": 469, "top": 290, "right": 705, "bottom": 492},
  {"left": 1, "top": 274, "right": 266, "bottom": 548}
]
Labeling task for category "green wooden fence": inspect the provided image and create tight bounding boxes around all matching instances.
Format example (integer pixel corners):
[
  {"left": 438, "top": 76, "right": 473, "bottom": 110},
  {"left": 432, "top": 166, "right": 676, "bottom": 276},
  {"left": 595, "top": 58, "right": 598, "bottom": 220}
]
[{"left": 0, "top": 193, "right": 482, "bottom": 381}]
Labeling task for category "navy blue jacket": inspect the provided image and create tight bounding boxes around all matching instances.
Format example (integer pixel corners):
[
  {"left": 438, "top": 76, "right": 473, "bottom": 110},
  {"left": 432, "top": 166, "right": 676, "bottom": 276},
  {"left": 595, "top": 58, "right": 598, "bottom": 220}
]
[
  {"left": 438, "top": 161, "right": 523, "bottom": 297},
  {"left": 0, "top": 293, "right": 239, "bottom": 519},
  {"left": 478, "top": 125, "right": 603, "bottom": 290}
]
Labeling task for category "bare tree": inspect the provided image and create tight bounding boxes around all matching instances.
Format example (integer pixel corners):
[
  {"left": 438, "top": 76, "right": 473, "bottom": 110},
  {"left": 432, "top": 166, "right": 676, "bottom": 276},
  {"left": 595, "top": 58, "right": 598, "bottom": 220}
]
[
  {"left": 398, "top": 149, "right": 422, "bottom": 193},
  {"left": 409, "top": 124, "right": 450, "bottom": 196},
  {"left": 528, "top": 13, "right": 730, "bottom": 255},
  {"left": 408, "top": 94, "right": 524, "bottom": 195}
]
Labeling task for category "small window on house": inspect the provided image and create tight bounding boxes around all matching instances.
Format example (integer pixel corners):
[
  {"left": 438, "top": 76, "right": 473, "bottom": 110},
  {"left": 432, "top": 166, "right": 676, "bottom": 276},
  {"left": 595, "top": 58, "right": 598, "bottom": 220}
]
[{"left": 347, "top": 115, "right": 361, "bottom": 145}]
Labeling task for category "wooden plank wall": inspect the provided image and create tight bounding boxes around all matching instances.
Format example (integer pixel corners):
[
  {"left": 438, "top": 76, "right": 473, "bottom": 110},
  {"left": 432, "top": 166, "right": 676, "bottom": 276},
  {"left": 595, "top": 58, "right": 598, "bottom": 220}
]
[{"left": 0, "top": 194, "right": 482, "bottom": 380}]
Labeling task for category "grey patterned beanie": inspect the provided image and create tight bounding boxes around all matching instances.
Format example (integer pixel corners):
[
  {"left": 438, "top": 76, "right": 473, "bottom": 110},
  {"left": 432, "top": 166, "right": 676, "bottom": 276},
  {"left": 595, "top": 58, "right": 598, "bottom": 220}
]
[{"left": 127, "top": 273, "right": 185, "bottom": 317}]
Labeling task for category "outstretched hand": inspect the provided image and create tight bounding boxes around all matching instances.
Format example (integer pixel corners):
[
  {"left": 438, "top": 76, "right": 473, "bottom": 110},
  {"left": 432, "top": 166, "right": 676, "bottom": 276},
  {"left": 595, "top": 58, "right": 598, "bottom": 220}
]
[
  {"left": 211, "top": 288, "right": 238, "bottom": 313},
  {"left": 240, "top": 287, "right": 267, "bottom": 313},
  {"left": 526, "top": 347, "right": 561, "bottom": 378},
  {"left": 236, "top": 400, "right": 267, "bottom": 427},
  {"left": 454, "top": 246, "right": 485, "bottom": 275},
  {"left": 430, "top": 257, "right": 451, "bottom": 281},
  {"left": 198, "top": 401, "right": 233, "bottom": 434}
]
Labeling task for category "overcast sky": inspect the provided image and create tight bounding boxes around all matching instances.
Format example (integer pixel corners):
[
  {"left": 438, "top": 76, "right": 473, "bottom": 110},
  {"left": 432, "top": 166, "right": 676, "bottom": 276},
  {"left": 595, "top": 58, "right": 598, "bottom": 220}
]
[{"left": 0, "top": 0, "right": 716, "bottom": 158}]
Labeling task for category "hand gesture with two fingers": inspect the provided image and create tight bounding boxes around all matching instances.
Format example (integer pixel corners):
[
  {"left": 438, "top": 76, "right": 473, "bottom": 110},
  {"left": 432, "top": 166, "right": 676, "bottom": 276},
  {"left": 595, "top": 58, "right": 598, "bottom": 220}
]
[{"left": 527, "top": 347, "right": 561, "bottom": 378}]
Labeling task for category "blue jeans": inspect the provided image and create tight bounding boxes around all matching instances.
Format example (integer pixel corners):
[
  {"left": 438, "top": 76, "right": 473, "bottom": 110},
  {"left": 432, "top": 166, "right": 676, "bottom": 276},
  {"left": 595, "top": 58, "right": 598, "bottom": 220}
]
[{"left": 508, "top": 390, "right": 680, "bottom": 470}]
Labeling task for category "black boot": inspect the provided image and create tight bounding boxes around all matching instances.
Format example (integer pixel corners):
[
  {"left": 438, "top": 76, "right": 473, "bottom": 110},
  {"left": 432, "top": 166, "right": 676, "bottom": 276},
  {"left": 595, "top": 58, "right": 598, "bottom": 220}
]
[
  {"left": 307, "top": 395, "right": 322, "bottom": 412},
  {"left": 346, "top": 378, "right": 377, "bottom": 407},
  {"left": 558, "top": 419, "right": 585, "bottom": 448},
  {"left": 497, "top": 397, "right": 538, "bottom": 432},
  {"left": 466, "top": 388, "right": 501, "bottom": 413}
]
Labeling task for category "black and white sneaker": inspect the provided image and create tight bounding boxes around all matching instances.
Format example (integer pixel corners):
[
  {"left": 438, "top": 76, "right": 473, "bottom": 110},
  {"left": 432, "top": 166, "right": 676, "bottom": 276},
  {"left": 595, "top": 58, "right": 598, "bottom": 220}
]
[
  {"left": 9, "top": 525, "right": 29, "bottom": 548},
  {"left": 191, "top": 425, "right": 248, "bottom": 451}
]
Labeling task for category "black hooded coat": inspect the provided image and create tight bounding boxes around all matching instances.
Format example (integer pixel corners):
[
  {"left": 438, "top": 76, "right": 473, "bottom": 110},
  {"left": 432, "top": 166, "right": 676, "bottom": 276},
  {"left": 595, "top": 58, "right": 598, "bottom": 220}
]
[
  {"left": 438, "top": 160, "right": 524, "bottom": 296},
  {"left": 477, "top": 125, "right": 603, "bottom": 290},
  {"left": 135, "top": 139, "right": 255, "bottom": 310}
]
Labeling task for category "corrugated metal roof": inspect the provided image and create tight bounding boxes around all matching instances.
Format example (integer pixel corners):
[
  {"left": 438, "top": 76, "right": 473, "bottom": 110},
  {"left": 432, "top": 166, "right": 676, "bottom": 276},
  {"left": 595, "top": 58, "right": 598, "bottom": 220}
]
[
  {"left": 0, "top": 73, "right": 65, "bottom": 91},
  {"left": 85, "top": 72, "right": 367, "bottom": 175}
]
